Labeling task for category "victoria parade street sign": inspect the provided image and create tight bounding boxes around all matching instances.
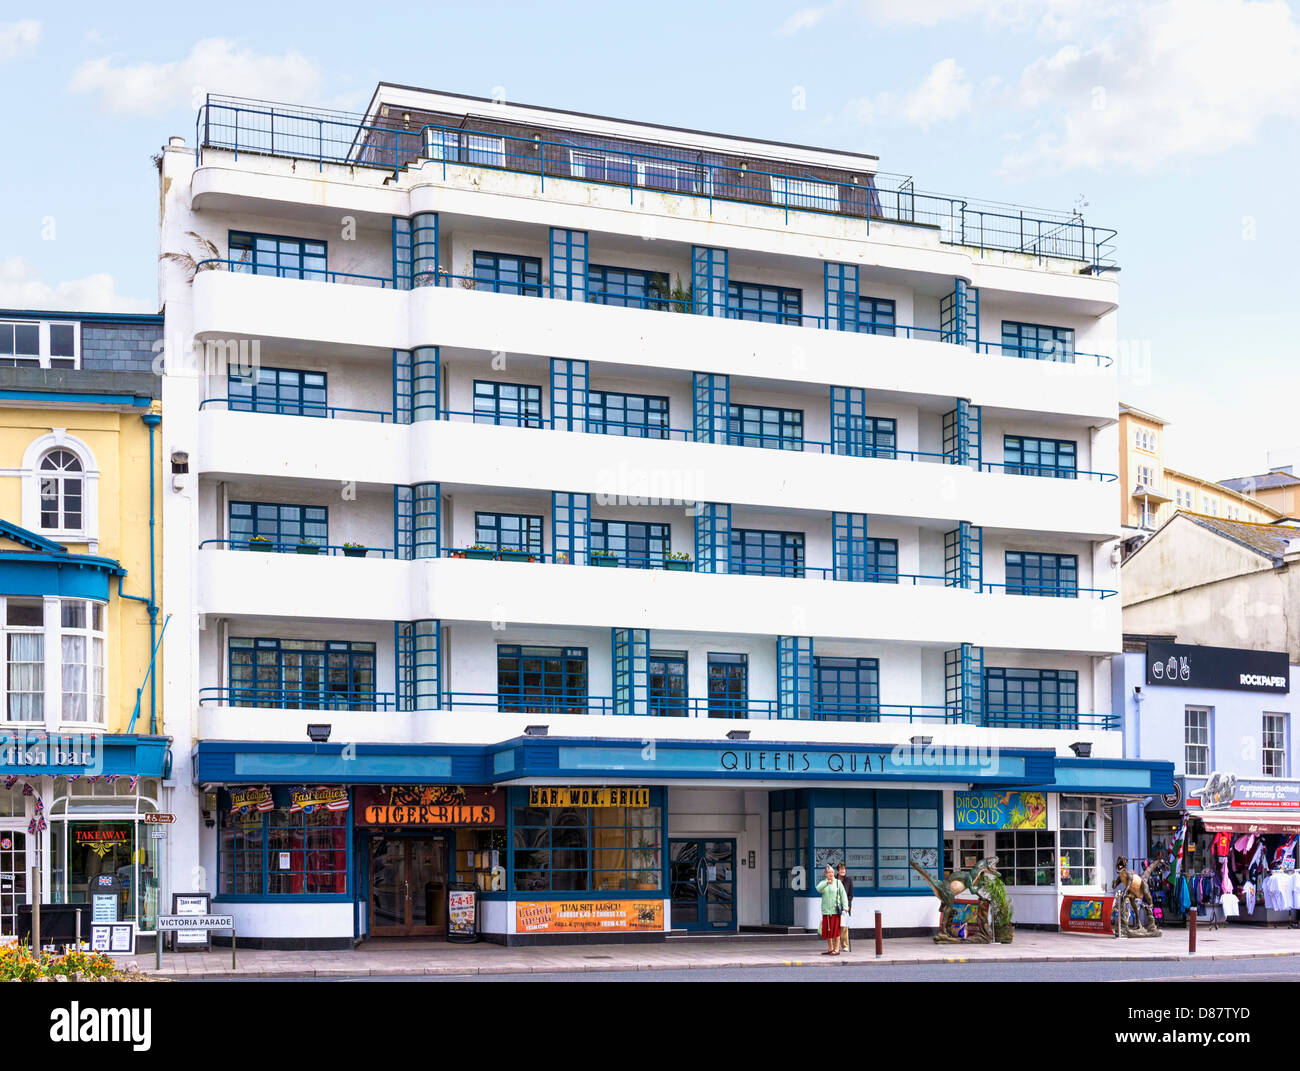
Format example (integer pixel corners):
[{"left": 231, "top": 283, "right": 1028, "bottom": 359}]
[{"left": 1146, "top": 641, "right": 1289, "bottom": 694}]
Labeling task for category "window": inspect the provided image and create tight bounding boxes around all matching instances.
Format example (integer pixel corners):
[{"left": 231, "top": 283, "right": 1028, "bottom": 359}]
[
  {"left": 474, "top": 512, "right": 543, "bottom": 555},
  {"left": 570, "top": 150, "right": 708, "bottom": 195},
  {"left": 218, "top": 793, "right": 348, "bottom": 897},
  {"left": 590, "top": 520, "right": 670, "bottom": 567},
  {"left": 229, "top": 232, "right": 327, "bottom": 281},
  {"left": 38, "top": 449, "right": 83, "bottom": 531},
  {"left": 0, "top": 321, "right": 39, "bottom": 364},
  {"left": 60, "top": 600, "right": 105, "bottom": 725},
  {"left": 1263, "top": 714, "right": 1288, "bottom": 777},
  {"left": 1003, "top": 436, "right": 1077, "bottom": 479},
  {"left": 994, "top": 830, "right": 1055, "bottom": 887},
  {"left": 728, "top": 404, "right": 803, "bottom": 450},
  {"left": 586, "top": 265, "right": 671, "bottom": 310},
  {"left": 1184, "top": 707, "right": 1210, "bottom": 775},
  {"left": 728, "top": 281, "right": 802, "bottom": 325},
  {"left": 587, "top": 391, "right": 669, "bottom": 438},
  {"left": 426, "top": 130, "right": 506, "bottom": 167},
  {"left": 984, "top": 668, "right": 1078, "bottom": 729},
  {"left": 833, "top": 414, "right": 897, "bottom": 459},
  {"left": 1059, "top": 796, "right": 1099, "bottom": 886},
  {"left": 1135, "top": 428, "right": 1158, "bottom": 452},
  {"left": 1204, "top": 497, "right": 1218, "bottom": 516},
  {"left": 497, "top": 645, "right": 588, "bottom": 715},
  {"left": 5, "top": 599, "right": 43, "bottom": 723},
  {"left": 229, "top": 502, "right": 328, "bottom": 550},
  {"left": 812, "top": 789, "right": 939, "bottom": 892},
  {"left": 707, "top": 653, "right": 747, "bottom": 719},
  {"left": 472, "top": 252, "right": 542, "bottom": 296},
  {"left": 0, "top": 320, "right": 78, "bottom": 369},
  {"left": 867, "top": 538, "right": 899, "bottom": 583},
  {"left": 1001, "top": 321, "right": 1075, "bottom": 363},
  {"left": 857, "top": 296, "right": 896, "bottom": 336},
  {"left": 228, "top": 367, "right": 327, "bottom": 417},
  {"left": 813, "top": 657, "right": 879, "bottom": 721},
  {"left": 473, "top": 381, "right": 543, "bottom": 428},
  {"left": 649, "top": 651, "right": 687, "bottom": 717},
  {"left": 731, "top": 529, "right": 804, "bottom": 577},
  {"left": 1005, "top": 551, "right": 1078, "bottom": 598},
  {"left": 512, "top": 788, "right": 663, "bottom": 893},
  {"left": 770, "top": 176, "right": 837, "bottom": 211},
  {"left": 229, "top": 638, "right": 377, "bottom": 710}
]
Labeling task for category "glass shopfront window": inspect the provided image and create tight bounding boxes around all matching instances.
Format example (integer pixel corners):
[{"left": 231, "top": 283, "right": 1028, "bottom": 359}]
[
  {"left": 1059, "top": 795, "right": 1099, "bottom": 886},
  {"left": 809, "top": 789, "right": 940, "bottom": 892},
  {"left": 217, "top": 788, "right": 349, "bottom": 897}
]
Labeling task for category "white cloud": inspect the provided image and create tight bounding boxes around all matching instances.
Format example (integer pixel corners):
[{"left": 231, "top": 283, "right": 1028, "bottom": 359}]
[
  {"left": 847, "top": 0, "right": 1118, "bottom": 34},
  {"left": 0, "top": 258, "right": 153, "bottom": 313},
  {"left": 0, "top": 19, "right": 39, "bottom": 60},
  {"left": 1000, "top": 0, "right": 1300, "bottom": 175},
  {"left": 68, "top": 38, "right": 325, "bottom": 115},
  {"left": 849, "top": 59, "right": 973, "bottom": 130},
  {"left": 777, "top": 6, "right": 836, "bottom": 35}
]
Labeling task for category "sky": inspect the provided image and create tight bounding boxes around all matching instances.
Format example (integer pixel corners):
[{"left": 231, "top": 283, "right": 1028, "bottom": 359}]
[{"left": 0, "top": 0, "right": 1297, "bottom": 482}]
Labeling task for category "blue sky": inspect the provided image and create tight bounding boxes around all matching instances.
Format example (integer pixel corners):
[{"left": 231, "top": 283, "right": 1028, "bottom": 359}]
[{"left": 1, "top": 0, "right": 1297, "bottom": 481}]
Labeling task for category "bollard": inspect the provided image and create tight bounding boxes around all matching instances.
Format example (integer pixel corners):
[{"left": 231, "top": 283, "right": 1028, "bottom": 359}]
[
  {"left": 31, "top": 868, "right": 40, "bottom": 954},
  {"left": 232, "top": 929, "right": 237, "bottom": 971},
  {"left": 156, "top": 925, "right": 163, "bottom": 972},
  {"left": 1188, "top": 908, "right": 1197, "bottom": 954},
  {"left": 75, "top": 910, "right": 80, "bottom": 953},
  {"left": 874, "top": 910, "right": 883, "bottom": 958}
]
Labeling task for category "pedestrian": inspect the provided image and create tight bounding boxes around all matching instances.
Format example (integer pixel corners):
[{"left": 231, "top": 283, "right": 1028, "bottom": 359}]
[
  {"left": 836, "top": 861, "right": 854, "bottom": 953},
  {"left": 816, "top": 863, "right": 847, "bottom": 955}
]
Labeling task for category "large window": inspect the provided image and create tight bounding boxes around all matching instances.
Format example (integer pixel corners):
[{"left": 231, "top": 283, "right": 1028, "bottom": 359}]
[
  {"left": 5, "top": 598, "right": 43, "bottom": 723},
  {"left": 994, "top": 830, "right": 1056, "bottom": 887},
  {"left": 497, "top": 645, "right": 588, "bottom": 714},
  {"left": 0, "top": 597, "right": 106, "bottom": 726},
  {"left": 731, "top": 529, "right": 804, "bottom": 577},
  {"left": 728, "top": 281, "right": 802, "bottom": 325},
  {"left": 38, "top": 449, "right": 83, "bottom": 531},
  {"left": 857, "top": 296, "right": 896, "bottom": 336},
  {"left": 472, "top": 252, "right": 542, "bottom": 296},
  {"left": 0, "top": 321, "right": 39, "bottom": 364},
  {"left": 728, "top": 404, "right": 803, "bottom": 451},
  {"left": 984, "top": 667, "right": 1078, "bottom": 729},
  {"left": 0, "top": 320, "right": 77, "bottom": 369},
  {"left": 570, "top": 150, "right": 708, "bottom": 194},
  {"left": 707, "top": 653, "right": 747, "bottom": 719},
  {"left": 474, "top": 512, "right": 543, "bottom": 555},
  {"left": 587, "top": 390, "right": 669, "bottom": 438},
  {"left": 868, "top": 538, "right": 899, "bottom": 583},
  {"left": 229, "top": 502, "right": 328, "bottom": 550},
  {"left": 1001, "top": 321, "right": 1075, "bottom": 363},
  {"left": 1003, "top": 436, "right": 1077, "bottom": 479},
  {"left": 218, "top": 792, "right": 348, "bottom": 897},
  {"left": 511, "top": 789, "right": 663, "bottom": 893},
  {"left": 427, "top": 130, "right": 505, "bottom": 167},
  {"left": 649, "top": 651, "right": 687, "bottom": 717},
  {"left": 811, "top": 789, "right": 940, "bottom": 892},
  {"left": 229, "top": 638, "right": 377, "bottom": 710},
  {"left": 229, "top": 232, "right": 327, "bottom": 280},
  {"left": 1185, "top": 707, "right": 1210, "bottom": 776},
  {"left": 590, "top": 520, "right": 670, "bottom": 567},
  {"left": 833, "top": 415, "right": 897, "bottom": 459},
  {"left": 586, "top": 265, "right": 671, "bottom": 310},
  {"left": 813, "top": 657, "right": 879, "bottom": 721},
  {"left": 1059, "top": 796, "right": 1099, "bottom": 886},
  {"left": 60, "top": 600, "right": 105, "bottom": 724},
  {"left": 1263, "top": 713, "right": 1288, "bottom": 777},
  {"left": 228, "top": 367, "right": 327, "bottom": 417},
  {"left": 473, "top": 381, "right": 543, "bottom": 428},
  {"left": 770, "top": 176, "right": 837, "bottom": 210},
  {"left": 1005, "top": 551, "right": 1078, "bottom": 598}
]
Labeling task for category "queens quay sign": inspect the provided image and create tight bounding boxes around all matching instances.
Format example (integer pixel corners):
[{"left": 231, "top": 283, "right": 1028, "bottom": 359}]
[{"left": 0, "top": 730, "right": 101, "bottom": 771}]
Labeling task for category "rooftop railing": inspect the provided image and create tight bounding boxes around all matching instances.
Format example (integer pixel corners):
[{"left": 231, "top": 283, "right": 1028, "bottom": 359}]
[{"left": 196, "top": 95, "right": 1116, "bottom": 266}]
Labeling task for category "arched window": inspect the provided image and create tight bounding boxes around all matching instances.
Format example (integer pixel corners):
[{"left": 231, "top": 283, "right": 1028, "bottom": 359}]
[{"left": 39, "top": 448, "right": 83, "bottom": 531}]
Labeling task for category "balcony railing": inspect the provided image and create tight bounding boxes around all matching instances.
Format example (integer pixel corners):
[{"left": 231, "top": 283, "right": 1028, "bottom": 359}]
[
  {"left": 199, "top": 397, "right": 392, "bottom": 422},
  {"left": 199, "top": 685, "right": 397, "bottom": 710},
  {"left": 199, "top": 538, "right": 397, "bottom": 558},
  {"left": 197, "top": 96, "right": 1117, "bottom": 265}
]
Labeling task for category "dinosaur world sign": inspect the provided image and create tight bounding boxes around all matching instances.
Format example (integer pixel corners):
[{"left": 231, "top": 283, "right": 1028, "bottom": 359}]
[{"left": 954, "top": 791, "right": 1048, "bottom": 830}]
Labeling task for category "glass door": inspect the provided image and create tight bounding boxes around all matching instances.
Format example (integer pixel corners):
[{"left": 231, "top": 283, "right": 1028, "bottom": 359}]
[
  {"left": 670, "top": 838, "right": 736, "bottom": 931},
  {"left": 409, "top": 837, "right": 448, "bottom": 931},
  {"left": 369, "top": 836, "right": 449, "bottom": 936},
  {"left": 369, "top": 834, "right": 408, "bottom": 934},
  {"left": 0, "top": 831, "right": 26, "bottom": 936}
]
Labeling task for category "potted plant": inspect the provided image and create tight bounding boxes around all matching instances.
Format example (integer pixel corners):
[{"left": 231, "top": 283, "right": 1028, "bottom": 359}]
[
  {"left": 986, "top": 873, "right": 1015, "bottom": 943},
  {"left": 664, "top": 550, "right": 692, "bottom": 572},
  {"left": 464, "top": 544, "right": 496, "bottom": 561},
  {"left": 296, "top": 538, "right": 320, "bottom": 556},
  {"left": 248, "top": 535, "right": 274, "bottom": 553},
  {"left": 499, "top": 545, "right": 535, "bottom": 563},
  {"left": 342, "top": 542, "right": 368, "bottom": 558},
  {"left": 591, "top": 549, "right": 620, "bottom": 568},
  {"left": 668, "top": 274, "right": 694, "bottom": 314}
]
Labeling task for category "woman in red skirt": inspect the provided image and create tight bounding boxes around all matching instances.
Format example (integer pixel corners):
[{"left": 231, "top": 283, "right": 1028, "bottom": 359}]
[{"left": 816, "top": 864, "right": 847, "bottom": 955}]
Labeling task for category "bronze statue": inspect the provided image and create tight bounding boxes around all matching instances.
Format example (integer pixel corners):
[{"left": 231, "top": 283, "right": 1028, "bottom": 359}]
[
  {"left": 1111, "top": 857, "right": 1161, "bottom": 938},
  {"left": 910, "top": 855, "right": 1002, "bottom": 943}
]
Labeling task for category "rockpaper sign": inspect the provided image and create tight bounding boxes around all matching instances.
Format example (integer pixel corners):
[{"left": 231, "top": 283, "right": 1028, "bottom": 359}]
[{"left": 1146, "top": 641, "right": 1289, "bottom": 694}]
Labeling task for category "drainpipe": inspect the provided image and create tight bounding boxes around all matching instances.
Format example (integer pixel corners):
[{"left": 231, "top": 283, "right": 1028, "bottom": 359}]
[{"left": 121, "top": 412, "right": 162, "bottom": 734}]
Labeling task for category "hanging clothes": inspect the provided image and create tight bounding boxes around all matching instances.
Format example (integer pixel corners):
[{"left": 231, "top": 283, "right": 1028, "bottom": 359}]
[
  {"left": 1221, "top": 891, "right": 1240, "bottom": 917},
  {"left": 1243, "top": 880, "right": 1257, "bottom": 915}
]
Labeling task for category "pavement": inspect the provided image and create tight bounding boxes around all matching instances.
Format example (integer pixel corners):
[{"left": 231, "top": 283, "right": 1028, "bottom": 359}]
[{"left": 122, "top": 924, "right": 1300, "bottom": 979}]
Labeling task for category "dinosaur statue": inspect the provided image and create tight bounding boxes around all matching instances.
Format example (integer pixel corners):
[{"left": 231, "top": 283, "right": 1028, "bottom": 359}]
[
  {"left": 1111, "top": 856, "right": 1161, "bottom": 938},
  {"left": 910, "top": 855, "right": 1002, "bottom": 942}
]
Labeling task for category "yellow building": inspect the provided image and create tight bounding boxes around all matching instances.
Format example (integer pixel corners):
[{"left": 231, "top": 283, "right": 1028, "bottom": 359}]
[
  {"left": 1118, "top": 402, "right": 1281, "bottom": 536},
  {"left": 0, "top": 309, "right": 168, "bottom": 941}
]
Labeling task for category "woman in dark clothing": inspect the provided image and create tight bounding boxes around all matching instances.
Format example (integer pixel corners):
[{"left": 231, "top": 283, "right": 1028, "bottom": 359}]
[{"left": 836, "top": 861, "right": 854, "bottom": 953}]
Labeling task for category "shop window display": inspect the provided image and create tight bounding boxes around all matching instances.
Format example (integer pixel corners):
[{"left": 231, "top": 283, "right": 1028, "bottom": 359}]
[{"left": 217, "top": 789, "right": 348, "bottom": 897}]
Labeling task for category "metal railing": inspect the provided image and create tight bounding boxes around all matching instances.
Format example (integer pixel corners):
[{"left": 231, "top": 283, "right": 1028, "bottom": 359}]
[
  {"left": 980, "top": 462, "right": 1117, "bottom": 483},
  {"left": 197, "top": 96, "right": 1117, "bottom": 265},
  {"left": 199, "top": 685, "right": 396, "bottom": 711},
  {"left": 195, "top": 257, "right": 394, "bottom": 287},
  {"left": 200, "top": 538, "right": 395, "bottom": 558},
  {"left": 441, "top": 692, "right": 776, "bottom": 718},
  {"left": 982, "top": 583, "right": 1118, "bottom": 599},
  {"left": 199, "top": 397, "right": 392, "bottom": 422}
]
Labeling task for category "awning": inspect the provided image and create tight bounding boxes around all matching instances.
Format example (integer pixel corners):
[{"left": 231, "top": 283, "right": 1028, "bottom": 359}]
[{"left": 1187, "top": 809, "right": 1300, "bottom": 834}]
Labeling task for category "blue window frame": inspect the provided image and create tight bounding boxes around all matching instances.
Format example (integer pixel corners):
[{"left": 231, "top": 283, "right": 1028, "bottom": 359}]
[
  {"left": 728, "top": 404, "right": 803, "bottom": 451},
  {"left": 587, "top": 390, "right": 670, "bottom": 438},
  {"left": 590, "top": 520, "right": 670, "bottom": 567},
  {"left": 811, "top": 788, "right": 941, "bottom": 892},
  {"left": 707, "top": 653, "right": 748, "bottom": 719},
  {"left": 731, "top": 529, "right": 804, "bottom": 577},
  {"left": 649, "top": 651, "right": 688, "bottom": 717},
  {"left": 858, "top": 296, "right": 896, "bottom": 336},
  {"left": 510, "top": 786, "right": 664, "bottom": 894},
  {"left": 868, "top": 538, "right": 899, "bottom": 583},
  {"left": 1005, "top": 551, "right": 1078, "bottom": 598},
  {"left": 474, "top": 512, "right": 543, "bottom": 555},
  {"left": 497, "top": 645, "right": 588, "bottom": 715},
  {"left": 229, "top": 502, "right": 327, "bottom": 550},
  {"left": 229, "top": 231, "right": 327, "bottom": 280},
  {"left": 229, "top": 638, "right": 377, "bottom": 710},
  {"left": 728, "top": 281, "right": 802, "bottom": 325},
  {"left": 1003, "top": 435, "right": 1078, "bottom": 479},
  {"left": 472, "top": 251, "right": 542, "bottom": 296},
  {"left": 984, "top": 667, "right": 1078, "bottom": 729},
  {"left": 1001, "top": 321, "right": 1075, "bottom": 363},
  {"left": 814, "top": 657, "right": 880, "bottom": 721},
  {"left": 427, "top": 130, "right": 506, "bottom": 166},
  {"left": 228, "top": 367, "right": 326, "bottom": 417},
  {"left": 473, "top": 380, "right": 543, "bottom": 428},
  {"left": 586, "top": 265, "right": 671, "bottom": 310},
  {"left": 218, "top": 788, "right": 349, "bottom": 898}
]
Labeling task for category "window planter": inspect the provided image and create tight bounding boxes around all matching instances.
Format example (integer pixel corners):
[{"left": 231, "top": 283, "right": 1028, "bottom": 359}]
[
  {"left": 499, "top": 550, "right": 535, "bottom": 563},
  {"left": 342, "top": 546, "right": 368, "bottom": 558},
  {"left": 664, "top": 559, "right": 692, "bottom": 572},
  {"left": 296, "top": 544, "right": 320, "bottom": 555},
  {"left": 592, "top": 556, "right": 620, "bottom": 568},
  {"left": 463, "top": 548, "right": 497, "bottom": 560},
  {"left": 249, "top": 541, "right": 274, "bottom": 553}
]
